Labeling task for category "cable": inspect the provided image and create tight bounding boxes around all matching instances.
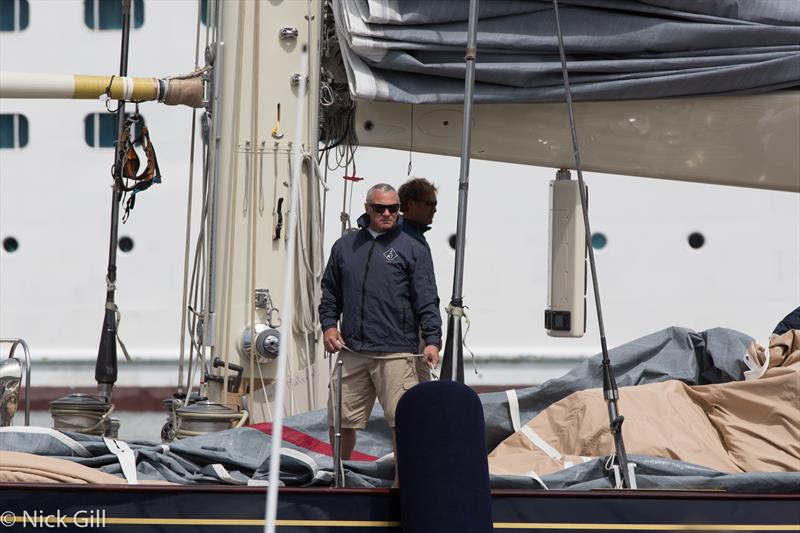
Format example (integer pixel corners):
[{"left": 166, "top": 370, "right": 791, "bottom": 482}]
[{"left": 551, "top": 0, "right": 632, "bottom": 489}]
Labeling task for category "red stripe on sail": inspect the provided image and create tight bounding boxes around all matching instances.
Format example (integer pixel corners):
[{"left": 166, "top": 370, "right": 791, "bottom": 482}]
[{"left": 249, "top": 422, "right": 379, "bottom": 462}]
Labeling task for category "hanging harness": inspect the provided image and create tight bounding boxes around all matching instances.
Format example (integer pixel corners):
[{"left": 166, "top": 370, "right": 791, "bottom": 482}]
[{"left": 113, "top": 111, "right": 162, "bottom": 222}]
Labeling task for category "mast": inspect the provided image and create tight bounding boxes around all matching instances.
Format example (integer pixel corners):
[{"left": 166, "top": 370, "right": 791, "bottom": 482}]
[
  {"left": 441, "top": 0, "right": 480, "bottom": 383},
  {"left": 95, "top": 0, "right": 133, "bottom": 403},
  {"left": 199, "top": 0, "right": 325, "bottom": 418}
]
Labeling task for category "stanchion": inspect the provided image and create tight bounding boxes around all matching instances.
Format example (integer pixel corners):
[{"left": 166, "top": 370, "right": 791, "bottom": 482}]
[{"left": 333, "top": 357, "right": 345, "bottom": 488}]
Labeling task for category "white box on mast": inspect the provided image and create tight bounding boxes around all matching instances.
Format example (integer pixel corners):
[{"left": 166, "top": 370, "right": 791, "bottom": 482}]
[{"left": 546, "top": 169, "right": 587, "bottom": 337}]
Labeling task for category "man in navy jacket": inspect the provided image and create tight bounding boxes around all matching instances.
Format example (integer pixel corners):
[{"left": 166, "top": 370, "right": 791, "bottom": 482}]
[
  {"left": 399, "top": 177, "right": 439, "bottom": 382},
  {"left": 320, "top": 183, "right": 442, "bottom": 461}
]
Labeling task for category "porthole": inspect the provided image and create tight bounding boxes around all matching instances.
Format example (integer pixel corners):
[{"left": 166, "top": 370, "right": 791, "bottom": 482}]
[
  {"left": 85, "top": 112, "right": 144, "bottom": 148},
  {"left": 200, "top": 0, "right": 210, "bottom": 26},
  {"left": 688, "top": 232, "right": 705, "bottom": 249},
  {"left": 2, "top": 236, "right": 19, "bottom": 253},
  {"left": 591, "top": 232, "right": 607, "bottom": 250},
  {"left": 0, "top": 0, "right": 30, "bottom": 32},
  {"left": 84, "top": 0, "right": 144, "bottom": 30},
  {"left": 0, "top": 114, "right": 29, "bottom": 149},
  {"left": 118, "top": 236, "right": 134, "bottom": 253}
]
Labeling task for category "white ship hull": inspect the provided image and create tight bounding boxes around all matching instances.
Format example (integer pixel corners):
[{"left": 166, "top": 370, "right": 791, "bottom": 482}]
[{"left": 1, "top": 1, "right": 798, "bottom": 390}]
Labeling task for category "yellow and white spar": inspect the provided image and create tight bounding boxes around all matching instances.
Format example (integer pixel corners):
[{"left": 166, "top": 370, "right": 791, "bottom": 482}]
[{"left": 0, "top": 71, "right": 203, "bottom": 108}]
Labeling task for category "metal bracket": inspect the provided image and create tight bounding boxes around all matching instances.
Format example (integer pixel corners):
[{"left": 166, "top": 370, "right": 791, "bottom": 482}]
[
  {"left": 271, "top": 103, "right": 284, "bottom": 139},
  {"left": 202, "top": 312, "right": 216, "bottom": 347},
  {"left": 279, "top": 27, "right": 299, "bottom": 41},
  {"left": 290, "top": 74, "right": 310, "bottom": 87}
]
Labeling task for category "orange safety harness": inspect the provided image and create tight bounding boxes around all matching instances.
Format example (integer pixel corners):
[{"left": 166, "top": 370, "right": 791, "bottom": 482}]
[{"left": 113, "top": 111, "right": 162, "bottom": 222}]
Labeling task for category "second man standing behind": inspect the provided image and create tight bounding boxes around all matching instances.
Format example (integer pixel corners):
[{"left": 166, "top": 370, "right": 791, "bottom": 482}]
[{"left": 398, "top": 177, "right": 438, "bottom": 249}]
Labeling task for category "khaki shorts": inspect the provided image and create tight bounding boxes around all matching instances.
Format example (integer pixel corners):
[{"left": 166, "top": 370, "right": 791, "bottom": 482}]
[{"left": 327, "top": 351, "right": 426, "bottom": 428}]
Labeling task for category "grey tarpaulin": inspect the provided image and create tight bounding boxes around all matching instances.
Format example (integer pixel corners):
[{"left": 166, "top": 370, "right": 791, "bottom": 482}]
[
  {"left": 1, "top": 327, "right": 798, "bottom": 490},
  {"left": 333, "top": 0, "right": 800, "bottom": 103}
]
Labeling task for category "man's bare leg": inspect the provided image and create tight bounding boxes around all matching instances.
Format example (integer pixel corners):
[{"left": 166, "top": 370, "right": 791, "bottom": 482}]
[{"left": 329, "top": 426, "right": 356, "bottom": 460}]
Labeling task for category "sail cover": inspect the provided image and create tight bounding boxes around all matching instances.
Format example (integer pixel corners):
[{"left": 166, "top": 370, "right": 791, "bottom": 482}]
[{"left": 333, "top": 0, "right": 800, "bottom": 103}]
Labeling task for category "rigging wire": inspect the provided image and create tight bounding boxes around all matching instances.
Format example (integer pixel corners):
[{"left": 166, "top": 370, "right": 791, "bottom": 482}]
[
  {"left": 184, "top": 154, "right": 210, "bottom": 402},
  {"left": 347, "top": 163, "right": 356, "bottom": 220},
  {"left": 248, "top": 0, "right": 263, "bottom": 409},
  {"left": 254, "top": 355, "right": 273, "bottom": 422},
  {"left": 321, "top": 151, "right": 330, "bottom": 239},
  {"left": 176, "top": 0, "right": 206, "bottom": 397},
  {"left": 407, "top": 104, "right": 414, "bottom": 175},
  {"left": 184, "top": 0, "right": 217, "bottom": 397},
  {"left": 218, "top": 0, "right": 247, "bottom": 402},
  {"left": 551, "top": 0, "right": 632, "bottom": 488}
]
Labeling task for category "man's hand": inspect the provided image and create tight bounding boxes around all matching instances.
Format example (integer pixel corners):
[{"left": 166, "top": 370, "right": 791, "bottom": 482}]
[
  {"left": 423, "top": 345, "right": 440, "bottom": 369},
  {"left": 323, "top": 327, "right": 345, "bottom": 353}
]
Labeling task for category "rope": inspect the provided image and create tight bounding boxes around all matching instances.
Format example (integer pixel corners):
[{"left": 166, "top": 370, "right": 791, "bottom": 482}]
[
  {"left": 105, "top": 302, "right": 132, "bottom": 362},
  {"left": 258, "top": 141, "right": 266, "bottom": 215},
  {"left": 218, "top": 0, "right": 248, "bottom": 402},
  {"left": 272, "top": 142, "right": 282, "bottom": 238},
  {"left": 242, "top": 141, "right": 251, "bottom": 215},
  {"left": 407, "top": 104, "right": 414, "bottom": 175},
  {"left": 248, "top": 0, "right": 262, "bottom": 407},
  {"left": 50, "top": 405, "right": 116, "bottom": 436},
  {"left": 184, "top": 0, "right": 220, "bottom": 400},
  {"left": 326, "top": 345, "right": 438, "bottom": 428},
  {"left": 255, "top": 353, "right": 273, "bottom": 422},
  {"left": 446, "top": 304, "right": 480, "bottom": 376},
  {"left": 293, "top": 153, "right": 325, "bottom": 345},
  {"left": 284, "top": 148, "right": 297, "bottom": 414},
  {"left": 176, "top": 0, "right": 206, "bottom": 395},
  {"left": 175, "top": 409, "right": 248, "bottom": 439},
  {"left": 285, "top": 148, "right": 293, "bottom": 241},
  {"left": 103, "top": 273, "right": 132, "bottom": 362}
]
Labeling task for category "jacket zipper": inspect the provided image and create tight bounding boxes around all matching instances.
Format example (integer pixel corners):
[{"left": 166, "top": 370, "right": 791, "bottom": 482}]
[{"left": 359, "top": 239, "right": 377, "bottom": 343}]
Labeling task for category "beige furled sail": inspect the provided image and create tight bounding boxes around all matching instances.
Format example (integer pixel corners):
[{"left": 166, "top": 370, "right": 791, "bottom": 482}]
[{"left": 488, "top": 330, "right": 800, "bottom": 476}]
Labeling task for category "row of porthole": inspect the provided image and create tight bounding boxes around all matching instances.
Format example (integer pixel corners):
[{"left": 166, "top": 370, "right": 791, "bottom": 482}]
[
  {"left": 589, "top": 232, "right": 706, "bottom": 250},
  {"left": 2, "top": 236, "right": 134, "bottom": 253},
  {"left": 445, "top": 232, "right": 707, "bottom": 250},
  {"left": 2, "top": 233, "right": 709, "bottom": 254},
  {"left": 0, "top": 0, "right": 146, "bottom": 32},
  {"left": 0, "top": 113, "right": 144, "bottom": 149},
  {"left": 0, "top": 0, "right": 212, "bottom": 33}
]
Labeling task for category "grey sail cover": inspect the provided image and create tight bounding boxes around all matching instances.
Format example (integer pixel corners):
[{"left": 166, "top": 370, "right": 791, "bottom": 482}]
[{"left": 333, "top": 0, "right": 800, "bottom": 103}]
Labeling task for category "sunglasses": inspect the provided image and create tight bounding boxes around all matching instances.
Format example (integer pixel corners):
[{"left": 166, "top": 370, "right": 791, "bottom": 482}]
[{"left": 369, "top": 203, "right": 400, "bottom": 214}]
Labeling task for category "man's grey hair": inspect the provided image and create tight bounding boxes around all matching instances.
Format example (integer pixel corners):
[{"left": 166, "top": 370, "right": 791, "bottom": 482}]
[{"left": 365, "top": 183, "right": 397, "bottom": 202}]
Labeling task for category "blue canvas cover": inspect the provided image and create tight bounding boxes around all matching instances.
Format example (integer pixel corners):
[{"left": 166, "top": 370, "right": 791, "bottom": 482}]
[
  {"left": 2, "top": 327, "right": 798, "bottom": 491},
  {"left": 333, "top": 0, "right": 800, "bottom": 103}
]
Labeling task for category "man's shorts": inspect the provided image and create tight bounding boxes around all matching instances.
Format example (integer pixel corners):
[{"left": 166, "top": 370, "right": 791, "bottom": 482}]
[{"left": 327, "top": 351, "right": 426, "bottom": 429}]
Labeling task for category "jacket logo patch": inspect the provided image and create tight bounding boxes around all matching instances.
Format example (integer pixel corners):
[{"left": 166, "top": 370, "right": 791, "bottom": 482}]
[{"left": 383, "top": 248, "right": 398, "bottom": 261}]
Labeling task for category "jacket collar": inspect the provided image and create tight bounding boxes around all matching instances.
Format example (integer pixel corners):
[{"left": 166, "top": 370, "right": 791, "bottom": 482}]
[
  {"left": 400, "top": 216, "right": 431, "bottom": 235},
  {"left": 356, "top": 213, "right": 401, "bottom": 238}
]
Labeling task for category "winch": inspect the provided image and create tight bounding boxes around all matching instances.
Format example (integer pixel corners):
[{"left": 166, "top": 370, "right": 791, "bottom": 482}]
[
  {"left": 49, "top": 393, "right": 118, "bottom": 437},
  {"left": 239, "top": 288, "right": 281, "bottom": 362},
  {"left": 174, "top": 398, "right": 247, "bottom": 439},
  {"left": 0, "top": 338, "right": 31, "bottom": 427}
]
